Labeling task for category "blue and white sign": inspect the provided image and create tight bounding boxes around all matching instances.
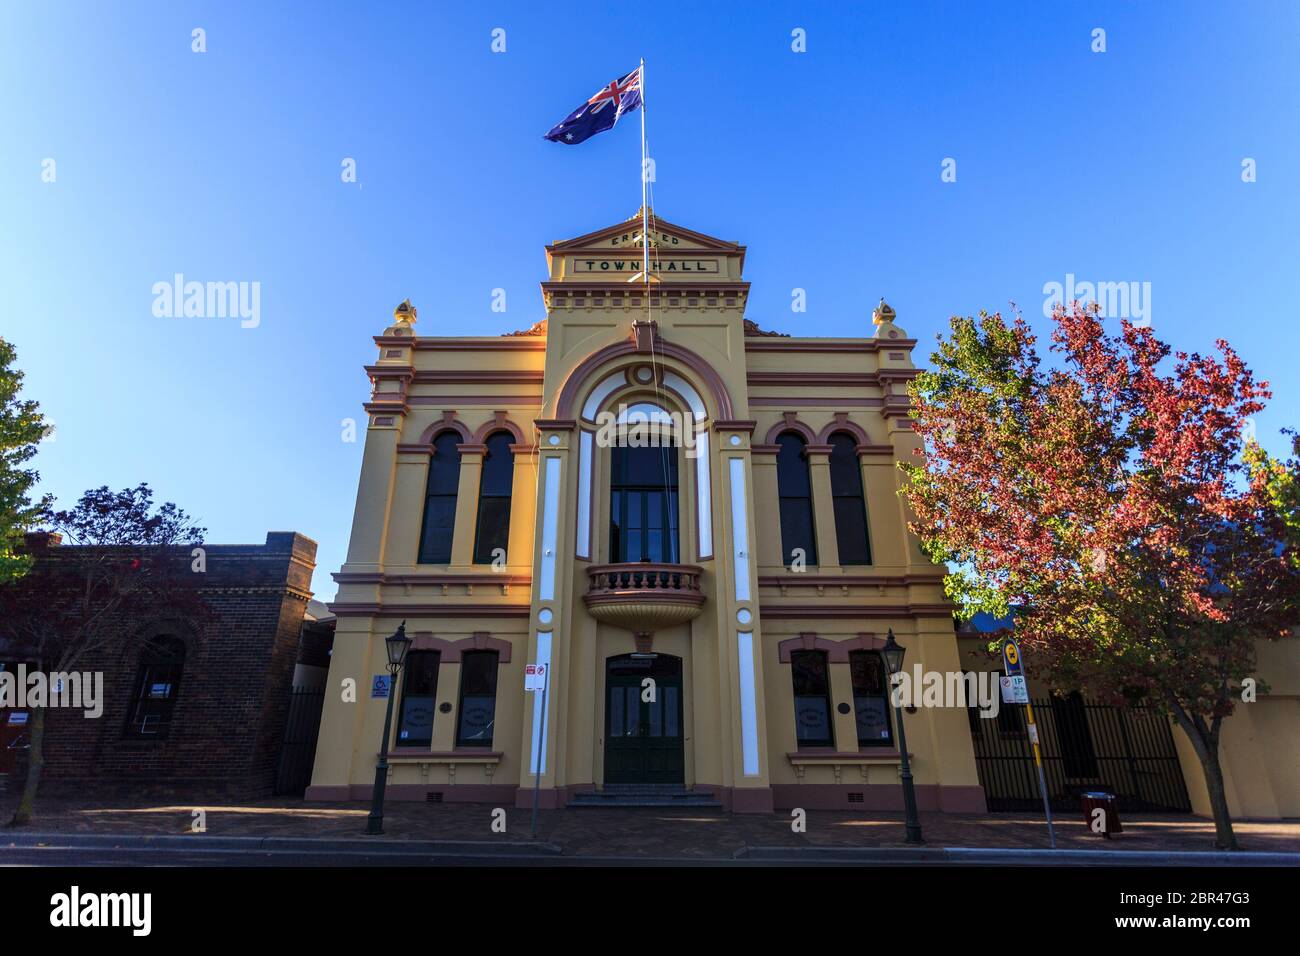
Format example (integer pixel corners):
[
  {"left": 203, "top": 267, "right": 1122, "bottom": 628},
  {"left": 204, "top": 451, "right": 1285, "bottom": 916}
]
[{"left": 371, "top": 675, "right": 391, "bottom": 699}]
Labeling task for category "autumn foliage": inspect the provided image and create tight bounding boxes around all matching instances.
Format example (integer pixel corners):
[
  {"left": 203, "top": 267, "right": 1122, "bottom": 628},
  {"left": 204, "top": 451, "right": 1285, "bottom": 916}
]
[{"left": 902, "top": 303, "right": 1299, "bottom": 848}]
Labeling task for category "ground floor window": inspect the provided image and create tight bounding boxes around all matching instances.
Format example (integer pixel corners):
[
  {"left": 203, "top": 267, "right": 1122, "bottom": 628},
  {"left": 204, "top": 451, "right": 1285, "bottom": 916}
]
[
  {"left": 850, "top": 651, "right": 893, "bottom": 747},
  {"left": 397, "top": 650, "right": 440, "bottom": 748},
  {"left": 790, "top": 650, "right": 834, "bottom": 748},
  {"left": 456, "top": 651, "right": 499, "bottom": 748},
  {"left": 125, "top": 637, "right": 186, "bottom": 738}
]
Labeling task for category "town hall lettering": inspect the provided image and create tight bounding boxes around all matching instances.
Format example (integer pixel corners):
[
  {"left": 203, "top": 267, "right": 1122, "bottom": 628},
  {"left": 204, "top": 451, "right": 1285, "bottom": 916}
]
[{"left": 575, "top": 259, "right": 719, "bottom": 273}]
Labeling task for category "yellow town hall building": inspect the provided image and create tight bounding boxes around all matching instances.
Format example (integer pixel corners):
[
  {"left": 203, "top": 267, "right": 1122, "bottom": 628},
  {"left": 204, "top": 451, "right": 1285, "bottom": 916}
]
[{"left": 308, "top": 211, "right": 985, "bottom": 812}]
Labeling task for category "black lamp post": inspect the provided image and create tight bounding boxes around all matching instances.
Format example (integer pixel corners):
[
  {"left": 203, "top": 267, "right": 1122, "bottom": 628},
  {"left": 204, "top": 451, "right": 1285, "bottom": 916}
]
[
  {"left": 365, "top": 621, "right": 411, "bottom": 835},
  {"left": 880, "top": 628, "right": 924, "bottom": 845}
]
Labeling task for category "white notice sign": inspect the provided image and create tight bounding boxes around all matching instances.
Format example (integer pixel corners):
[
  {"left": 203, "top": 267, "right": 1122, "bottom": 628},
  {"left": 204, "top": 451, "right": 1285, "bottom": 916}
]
[
  {"left": 525, "top": 663, "right": 547, "bottom": 692},
  {"left": 1000, "top": 674, "right": 1029, "bottom": 704}
]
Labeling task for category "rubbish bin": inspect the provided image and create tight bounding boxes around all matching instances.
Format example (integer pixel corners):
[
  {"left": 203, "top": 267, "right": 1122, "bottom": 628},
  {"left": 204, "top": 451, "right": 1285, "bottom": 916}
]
[{"left": 1080, "top": 791, "right": 1122, "bottom": 838}]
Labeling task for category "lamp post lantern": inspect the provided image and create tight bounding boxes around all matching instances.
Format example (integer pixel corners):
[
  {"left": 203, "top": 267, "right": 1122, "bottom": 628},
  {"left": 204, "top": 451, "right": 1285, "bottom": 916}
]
[
  {"left": 365, "top": 621, "right": 411, "bottom": 835},
  {"left": 880, "top": 628, "right": 924, "bottom": 845}
]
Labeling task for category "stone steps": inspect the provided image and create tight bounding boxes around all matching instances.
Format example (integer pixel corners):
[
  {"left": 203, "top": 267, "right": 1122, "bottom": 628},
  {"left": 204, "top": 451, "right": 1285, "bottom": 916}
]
[{"left": 568, "top": 785, "right": 723, "bottom": 809}]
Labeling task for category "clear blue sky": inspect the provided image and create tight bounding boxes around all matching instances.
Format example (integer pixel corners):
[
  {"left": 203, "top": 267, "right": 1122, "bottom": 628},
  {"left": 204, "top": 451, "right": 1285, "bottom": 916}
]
[{"left": 3, "top": 2, "right": 1297, "bottom": 599}]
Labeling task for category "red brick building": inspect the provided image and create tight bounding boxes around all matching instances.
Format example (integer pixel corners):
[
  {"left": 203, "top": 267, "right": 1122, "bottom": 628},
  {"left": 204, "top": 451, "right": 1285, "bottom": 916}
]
[{"left": 0, "top": 532, "right": 317, "bottom": 799}]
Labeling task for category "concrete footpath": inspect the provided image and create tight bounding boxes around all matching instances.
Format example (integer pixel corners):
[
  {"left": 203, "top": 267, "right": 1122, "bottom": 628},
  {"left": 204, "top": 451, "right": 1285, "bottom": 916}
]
[
  {"left": 2, "top": 831, "right": 1297, "bottom": 866},
  {"left": 2, "top": 797, "right": 1298, "bottom": 863}
]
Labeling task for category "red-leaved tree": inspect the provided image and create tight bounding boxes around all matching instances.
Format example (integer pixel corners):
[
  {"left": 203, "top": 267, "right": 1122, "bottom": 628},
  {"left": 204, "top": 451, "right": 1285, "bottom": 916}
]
[
  {"left": 902, "top": 304, "right": 1299, "bottom": 849},
  {"left": 0, "top": 484, "right": 206, "bottom": 825}
]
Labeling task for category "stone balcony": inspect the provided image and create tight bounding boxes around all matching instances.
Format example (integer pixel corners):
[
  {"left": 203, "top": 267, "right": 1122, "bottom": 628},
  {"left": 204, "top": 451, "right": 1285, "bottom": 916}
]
[{"left": 583, "top": 562, "right": 706, "bottom": 639}]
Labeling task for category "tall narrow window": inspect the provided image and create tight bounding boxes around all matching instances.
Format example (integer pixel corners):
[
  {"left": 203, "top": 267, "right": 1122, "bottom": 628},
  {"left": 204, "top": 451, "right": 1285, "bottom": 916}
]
[
  {"left": 849, "top": 651, "right": 893, "bottom": 747},
  {"left": 790, "top": 650, "right": 834, "bottom": 748},
  {"left": 776, "top": 432, "right": 817, "bottom": 567},
  {"left": 609, "top": 445, "right": 679, "bottom": 563},
  {"left": 456, "top": 651, "right": 500, "bottom": 748},
  {"left": 473, "top": 432, "right": 515, "bottom": 565},
  {"left": 418, "top": 432, "right": 461, "bottom": 564},
  {"left": 829, "top": 432, "right": 871, "bottom": 565},
  {"left": 125, "top": 637, "right": 186, "bottom": 738},
  {"left": 396, "top": 650, "right": 440, "bottom": 748}
]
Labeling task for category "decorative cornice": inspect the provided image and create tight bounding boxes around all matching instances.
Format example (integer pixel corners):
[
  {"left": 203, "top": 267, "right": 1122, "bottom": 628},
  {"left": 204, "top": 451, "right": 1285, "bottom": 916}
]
[
  {"left": 333, "top": 572, "right": 533, "bottom": 587},
  {"left": 744, "top": 339, "right": 918, "bottom": 353},
  {"left": 374, "top": 336, "right": 547, "bottom": 352},
  {"left": 759, "top": 603, "right": 954, "bottom": 619},
  {"left": 534, "top": 418, "right": 577, "bottom": 432},
  {"left": 328, "top": 603, "right": 531, "bottom": 618},
  {"left": 412, "top": 370, "right": 544, "bottom": 385},
  {"left": 714, "top": 419, "right": 757, "bottom": 433}
]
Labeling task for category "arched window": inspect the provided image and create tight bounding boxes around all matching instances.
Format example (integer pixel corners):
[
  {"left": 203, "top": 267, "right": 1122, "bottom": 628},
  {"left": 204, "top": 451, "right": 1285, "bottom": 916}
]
[
  {"left": 125, "top": 636, "right": 186, "bottom": 738},
  {"left": 776, "top": 432, "right": 817, "bottom": 567},
  {"left": 472, "top": 432, "right": 515, "bottom": 565},
  {"left": 456, "top": 650, "right": 500, "bottom": 748},
  {"left": 418, "top": 432, "right": 462, "bottom": 564},
  {"left": 790, "top": 650, "right": 833, "bottom": 748},
  {"left": 849, "top": 651, "right": 893, "bottom": 747},
  {"left": 829, "top": 431, "right": 871, "bottom": 565}
]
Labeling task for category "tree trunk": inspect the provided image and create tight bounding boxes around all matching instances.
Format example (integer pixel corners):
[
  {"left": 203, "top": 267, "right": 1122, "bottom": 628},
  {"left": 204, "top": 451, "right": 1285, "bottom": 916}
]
[
  {"left": 1171, "top": 709, "right": 1238, "bottom": 850},
  {"left": 8, "top": 706, "right": 44, "bottom": 827}
]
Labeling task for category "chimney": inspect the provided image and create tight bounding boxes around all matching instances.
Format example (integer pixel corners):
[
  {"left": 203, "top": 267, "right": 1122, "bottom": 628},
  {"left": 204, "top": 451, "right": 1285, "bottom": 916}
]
[{"left": 23, "top": 531, "right": 63, "bottom": 553}]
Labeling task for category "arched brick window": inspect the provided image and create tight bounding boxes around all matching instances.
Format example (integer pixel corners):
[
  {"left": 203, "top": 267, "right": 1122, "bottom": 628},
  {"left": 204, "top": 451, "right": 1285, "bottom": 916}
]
[
  {"left": 125, "top": 636, "right": 186, "bottom": 738},
  {"left": 829, "top": 431, "right": 871, "bottom": 565},
  {"left": 472, "top": 432, "right": 515, "bottom": 565},
  {"left": 776, "top": 432, "right": 817, "bottom": 567},
  {"left": 418, "top": 431, "right": 462, "bottom": 564}
]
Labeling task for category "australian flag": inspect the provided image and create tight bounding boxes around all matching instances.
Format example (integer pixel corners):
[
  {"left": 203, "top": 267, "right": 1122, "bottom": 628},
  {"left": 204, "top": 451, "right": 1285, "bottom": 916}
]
[{"left": 543, "top": 67, "right": 642, "bottom": 145}]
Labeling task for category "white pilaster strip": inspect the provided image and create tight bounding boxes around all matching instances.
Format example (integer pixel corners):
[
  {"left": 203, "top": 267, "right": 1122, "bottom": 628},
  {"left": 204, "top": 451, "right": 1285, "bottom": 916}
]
[
  {"left": 728, "top": 457, "right": 750, "bottom": 602},
  {"left": 737, "top": 630, "right": 760, "bottom": 776},
  {"left": 694, "top": 431, "right": 712, "bottom": 558},
  {"left": 539, "top": 456, "right": 561, "bottom": 601},
  {"left": 576, "top": 431, "right": 593, "bottom": 558}
]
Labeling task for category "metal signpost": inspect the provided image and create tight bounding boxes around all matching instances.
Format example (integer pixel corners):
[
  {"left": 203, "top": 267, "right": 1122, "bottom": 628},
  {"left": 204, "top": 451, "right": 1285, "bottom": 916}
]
[
  {"left": 525, "top": 663, "right": 549, "bottom": 839},
  {"left": 1002, "top": 637, "right": 1056, "bottom": 848}
]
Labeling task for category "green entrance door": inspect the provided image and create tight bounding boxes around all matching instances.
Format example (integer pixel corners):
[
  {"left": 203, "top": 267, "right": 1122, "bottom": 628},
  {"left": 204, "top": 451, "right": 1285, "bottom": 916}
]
[{"left": 604, "top": 654, "right": 684, "bottom": 785}]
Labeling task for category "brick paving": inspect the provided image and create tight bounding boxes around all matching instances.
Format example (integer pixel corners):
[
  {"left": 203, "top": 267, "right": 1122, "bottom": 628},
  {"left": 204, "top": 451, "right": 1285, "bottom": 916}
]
[{"left": 2, "top": 794, "right": 1297, "bottom": 857}]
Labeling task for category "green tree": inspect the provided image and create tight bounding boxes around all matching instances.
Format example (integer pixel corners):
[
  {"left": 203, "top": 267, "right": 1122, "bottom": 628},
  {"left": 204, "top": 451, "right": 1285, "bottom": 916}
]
[{"left": 0, "top": 337, "right": 51, "bottom": 582}]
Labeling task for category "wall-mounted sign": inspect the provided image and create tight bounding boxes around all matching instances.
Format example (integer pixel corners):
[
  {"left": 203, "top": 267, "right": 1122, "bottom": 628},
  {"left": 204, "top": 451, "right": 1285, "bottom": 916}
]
[
  {"left": 525, "top": 664, "right": 547, "bottom": 692},
  {"left": 371, "top": 675, "right": 391, "bottom": 699},
  {"left": 574, "top": 258, "right": 719, "bottom": 274},
  {"left": 7, "top": 712, "right": 29, "bottom": 725}
]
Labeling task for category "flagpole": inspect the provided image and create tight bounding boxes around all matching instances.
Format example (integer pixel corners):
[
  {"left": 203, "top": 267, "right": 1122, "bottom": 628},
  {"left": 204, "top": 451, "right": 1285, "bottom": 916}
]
[{"left": 640, "top": 57, "right": 648, "bottom": 288}]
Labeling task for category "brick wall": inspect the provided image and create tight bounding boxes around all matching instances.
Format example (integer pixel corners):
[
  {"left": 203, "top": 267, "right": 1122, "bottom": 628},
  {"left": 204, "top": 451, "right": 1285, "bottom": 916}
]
[{"left": 28, "top": 532, "right": 317, "bottom": 800}]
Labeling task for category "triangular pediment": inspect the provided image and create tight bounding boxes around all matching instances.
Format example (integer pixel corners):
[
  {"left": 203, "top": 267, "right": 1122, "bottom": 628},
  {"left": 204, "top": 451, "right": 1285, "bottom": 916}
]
[{"left": 547, "top": 210, "right": 744, "bottom": 255}]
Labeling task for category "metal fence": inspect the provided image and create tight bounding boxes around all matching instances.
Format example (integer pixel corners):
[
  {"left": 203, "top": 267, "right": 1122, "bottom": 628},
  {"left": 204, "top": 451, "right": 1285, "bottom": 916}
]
[
  {"left": 275, "top": 687, "right": 325, "bottom": 796},
  {"left": 970, "top": 695, "right": 1192, "bottom": 813}
]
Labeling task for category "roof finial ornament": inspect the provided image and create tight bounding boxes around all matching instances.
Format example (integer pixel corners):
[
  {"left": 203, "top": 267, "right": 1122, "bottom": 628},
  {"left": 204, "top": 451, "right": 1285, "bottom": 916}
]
[
  {"left": 871, "top": 297, "right": 906, "bottom": 340},
  {"left": 872, "top": 297, "right": 896, "bottom": 326},
  {"left": 393, "top": 298, "right": 417, "bottom": 326}
]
